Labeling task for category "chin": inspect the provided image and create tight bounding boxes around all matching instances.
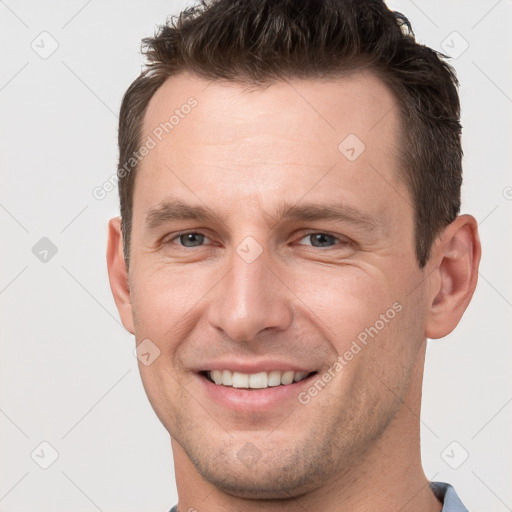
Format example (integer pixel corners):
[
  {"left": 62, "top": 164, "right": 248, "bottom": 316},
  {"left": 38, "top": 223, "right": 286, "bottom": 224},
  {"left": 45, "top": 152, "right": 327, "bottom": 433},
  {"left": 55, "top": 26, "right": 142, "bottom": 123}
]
[
  {"left": 183, "top": 438, "right": 341, "bottom": 500},
  {"left": 196, "top": 462, "right": 317, "bottom": 500}
]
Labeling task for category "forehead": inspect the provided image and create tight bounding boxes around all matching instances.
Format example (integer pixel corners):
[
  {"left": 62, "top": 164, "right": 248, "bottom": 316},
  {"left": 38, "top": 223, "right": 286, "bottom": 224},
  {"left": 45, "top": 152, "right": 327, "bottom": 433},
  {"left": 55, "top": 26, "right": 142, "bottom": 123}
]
[
  {"left": 142, "top": 69, "right": 400, "bottom": 149},
  {"left": 136, "top": 70, "right": 408, "bottom": 223}
]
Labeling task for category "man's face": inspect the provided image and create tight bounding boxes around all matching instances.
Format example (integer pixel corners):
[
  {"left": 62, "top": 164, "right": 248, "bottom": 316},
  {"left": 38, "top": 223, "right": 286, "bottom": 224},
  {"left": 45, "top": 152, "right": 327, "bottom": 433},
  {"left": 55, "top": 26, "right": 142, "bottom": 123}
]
[{"left": 124, "top": 71, "right": 431, "bottom": 497}]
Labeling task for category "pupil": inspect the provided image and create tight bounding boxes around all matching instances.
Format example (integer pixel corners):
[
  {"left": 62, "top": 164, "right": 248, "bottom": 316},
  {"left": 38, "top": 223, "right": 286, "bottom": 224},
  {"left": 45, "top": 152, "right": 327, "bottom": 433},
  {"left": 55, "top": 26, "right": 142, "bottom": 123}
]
[
  {"left": 312, "top": 233, "right": 333, "bottom": 247},
  {"left": 181, "top": 233, "right": 204, "bottom": 247}
]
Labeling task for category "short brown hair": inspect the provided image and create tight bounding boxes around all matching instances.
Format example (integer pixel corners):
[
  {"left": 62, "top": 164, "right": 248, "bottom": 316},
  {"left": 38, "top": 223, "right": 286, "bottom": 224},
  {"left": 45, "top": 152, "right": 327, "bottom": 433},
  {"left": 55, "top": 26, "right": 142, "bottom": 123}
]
[{"left": 118, "top": 0, "right": 462, "bottom": 268}]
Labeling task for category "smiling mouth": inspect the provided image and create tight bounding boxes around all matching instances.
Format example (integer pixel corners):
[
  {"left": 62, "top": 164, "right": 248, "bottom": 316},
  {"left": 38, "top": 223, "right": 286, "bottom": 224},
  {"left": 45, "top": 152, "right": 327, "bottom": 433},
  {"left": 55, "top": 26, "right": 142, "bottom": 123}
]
[{"left": 201, "top": 370, "right": 317, "bottom": 389}]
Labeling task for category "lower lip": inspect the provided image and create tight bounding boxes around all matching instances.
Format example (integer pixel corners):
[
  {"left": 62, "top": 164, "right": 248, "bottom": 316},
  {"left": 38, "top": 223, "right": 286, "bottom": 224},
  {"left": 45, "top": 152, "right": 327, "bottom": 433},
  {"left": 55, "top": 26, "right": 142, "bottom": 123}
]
[{"left": 199, "top": 373, "right": 316, "bottom": 412}]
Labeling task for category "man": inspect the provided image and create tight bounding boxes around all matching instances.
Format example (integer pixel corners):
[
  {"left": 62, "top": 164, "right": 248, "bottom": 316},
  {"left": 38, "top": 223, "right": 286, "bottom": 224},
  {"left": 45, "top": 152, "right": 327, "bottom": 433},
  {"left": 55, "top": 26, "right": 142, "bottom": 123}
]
[{"left": 107, "top": 0, "right": 481, "bottom": 510}]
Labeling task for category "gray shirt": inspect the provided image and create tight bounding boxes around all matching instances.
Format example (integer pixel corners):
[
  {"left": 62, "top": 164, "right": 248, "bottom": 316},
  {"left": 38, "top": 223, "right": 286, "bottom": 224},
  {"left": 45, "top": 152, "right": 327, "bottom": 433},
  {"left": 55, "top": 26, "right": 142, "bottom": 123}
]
[{"left": 168, "top": 481, "right": 469, "bottom": 511}]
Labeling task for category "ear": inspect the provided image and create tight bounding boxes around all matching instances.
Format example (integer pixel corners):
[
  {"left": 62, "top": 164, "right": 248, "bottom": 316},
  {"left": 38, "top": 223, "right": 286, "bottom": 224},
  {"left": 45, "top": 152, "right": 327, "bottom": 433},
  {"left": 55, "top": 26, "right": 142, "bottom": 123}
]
[
  {"left": 106, "top": 217, "right": 135, "bottom": 334},
  {"left": 425, "top": 215, "right": 481, "bottom": 339}
]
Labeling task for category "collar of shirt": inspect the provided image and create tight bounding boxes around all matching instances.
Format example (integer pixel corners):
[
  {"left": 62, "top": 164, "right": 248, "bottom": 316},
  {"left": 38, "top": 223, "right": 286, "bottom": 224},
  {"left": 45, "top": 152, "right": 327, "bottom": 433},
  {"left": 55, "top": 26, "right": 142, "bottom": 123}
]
[{"left": 430, "top": 481, "right": 470, "bottom": 512}]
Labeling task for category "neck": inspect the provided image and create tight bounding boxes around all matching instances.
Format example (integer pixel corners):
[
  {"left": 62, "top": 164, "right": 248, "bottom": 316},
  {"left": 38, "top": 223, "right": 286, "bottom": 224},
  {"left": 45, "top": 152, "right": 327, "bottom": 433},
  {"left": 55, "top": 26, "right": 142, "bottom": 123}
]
[{"left": 172, "top": 343, "right": 442, "bottom": 512}]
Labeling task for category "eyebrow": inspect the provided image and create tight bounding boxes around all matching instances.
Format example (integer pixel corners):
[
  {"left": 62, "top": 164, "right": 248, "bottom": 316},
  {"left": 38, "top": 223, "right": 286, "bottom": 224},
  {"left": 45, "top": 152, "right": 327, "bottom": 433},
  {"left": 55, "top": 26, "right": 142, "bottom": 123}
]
[
  {"left": 274, "top": 202, "right": 378, "bottom": 230},
  {"left": 144, "top": 198, "right": 379, "bottom": 231},
  {"left": 145, "top": 199, "right": 221, "bottom": 230}
]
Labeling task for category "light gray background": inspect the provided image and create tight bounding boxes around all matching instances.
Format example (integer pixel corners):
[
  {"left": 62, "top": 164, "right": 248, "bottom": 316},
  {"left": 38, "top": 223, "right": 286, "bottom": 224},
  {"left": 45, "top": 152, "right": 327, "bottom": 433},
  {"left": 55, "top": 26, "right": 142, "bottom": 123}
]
[{"left": 0, "top": 1, "right": 510, "bottom": 511}]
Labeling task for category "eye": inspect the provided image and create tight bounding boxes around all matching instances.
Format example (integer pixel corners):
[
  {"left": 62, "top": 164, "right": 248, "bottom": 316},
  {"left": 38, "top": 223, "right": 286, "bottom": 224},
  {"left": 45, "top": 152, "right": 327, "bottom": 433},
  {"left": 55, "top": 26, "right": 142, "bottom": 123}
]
[
  {"left": 297, "top": 232, "right": 348, "bottom": 248},
  {"left": 169, "top": 232, "right": 211, "bottom": 248}
]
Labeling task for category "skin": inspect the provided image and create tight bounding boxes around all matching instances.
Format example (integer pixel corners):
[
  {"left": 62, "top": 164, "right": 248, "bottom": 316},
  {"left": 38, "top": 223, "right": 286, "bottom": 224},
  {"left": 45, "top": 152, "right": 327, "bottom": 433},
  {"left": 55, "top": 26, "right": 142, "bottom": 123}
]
[{"left": 107, "top": 70, "right": 481, "bottom": 511}]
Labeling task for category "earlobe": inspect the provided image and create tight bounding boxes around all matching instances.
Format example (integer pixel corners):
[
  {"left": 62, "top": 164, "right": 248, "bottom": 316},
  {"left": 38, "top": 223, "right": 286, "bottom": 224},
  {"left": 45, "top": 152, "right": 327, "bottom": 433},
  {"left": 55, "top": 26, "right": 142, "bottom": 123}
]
[
  {"left": 106, "top": 217, "right": 135, "bottom": 334},
  {"left": 425, "top": 215, "right": 481, "bottom": 339}
]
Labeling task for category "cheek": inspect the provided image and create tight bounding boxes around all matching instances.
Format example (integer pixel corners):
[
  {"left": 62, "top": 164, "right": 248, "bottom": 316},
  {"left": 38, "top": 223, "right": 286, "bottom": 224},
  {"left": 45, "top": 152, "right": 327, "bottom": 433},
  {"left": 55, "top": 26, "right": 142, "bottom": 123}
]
[
  {"left": 358, "top": 285, "right": 426, "bottom": 390},
  {"left": 290, "top": 263, "right": 426, "bottom": 396},
  {"left": 129, "top": 255, "right": 424, "bottom": 362},
  {"left": 129, "top": 264, "right": 209, "bottom": 345},
  {"left": 287, "top": 264, "right": 400, "bottom": 347}
]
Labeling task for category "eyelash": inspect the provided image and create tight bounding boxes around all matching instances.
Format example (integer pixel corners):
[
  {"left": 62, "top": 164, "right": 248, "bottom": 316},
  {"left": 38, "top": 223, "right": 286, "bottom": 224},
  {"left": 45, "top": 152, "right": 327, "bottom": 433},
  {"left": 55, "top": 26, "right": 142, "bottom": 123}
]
[{"left": 165, "top": 230, "right": 351, "bottom": 249}]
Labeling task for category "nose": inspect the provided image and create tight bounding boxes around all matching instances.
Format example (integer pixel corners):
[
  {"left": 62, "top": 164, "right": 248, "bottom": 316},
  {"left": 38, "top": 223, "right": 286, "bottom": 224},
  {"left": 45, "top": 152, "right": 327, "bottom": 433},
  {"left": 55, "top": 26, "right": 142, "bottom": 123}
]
[{"left": 206, "top": 241, "right": 293, "bottom": 343}]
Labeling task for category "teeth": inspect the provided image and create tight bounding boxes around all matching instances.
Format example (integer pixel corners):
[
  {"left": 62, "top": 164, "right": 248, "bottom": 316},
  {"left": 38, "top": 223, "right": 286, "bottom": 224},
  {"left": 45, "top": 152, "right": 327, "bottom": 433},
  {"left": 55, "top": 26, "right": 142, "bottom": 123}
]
[
  {"left": 207, "top": 370, "right": 311, "bottom": 388},
  {"left": 267, "top": 371, "right": 282, "bottom": 387},
  {"left": 232, "top": 372, "right": 249, "bottom": 388},
  {"left": 249, "top": 372, "right": 268, "bottom": 389},
  {"left": 222, "top": 370, "right": 232, "bottom": 386},
  {"left": 293, "top": 371, "right": 308, "bottom": 382},
  {"left": 211, "top": 370, "right": 223, "bottom": 385},
  {"left": 281, "top": 370, "right": 294, "bottom": 385}
]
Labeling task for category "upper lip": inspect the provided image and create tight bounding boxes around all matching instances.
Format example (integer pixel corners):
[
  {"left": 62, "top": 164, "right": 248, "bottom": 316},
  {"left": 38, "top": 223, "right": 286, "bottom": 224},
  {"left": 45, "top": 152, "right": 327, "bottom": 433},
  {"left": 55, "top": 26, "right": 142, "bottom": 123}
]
[{"left": 197, "top": 359, "right": 317, "bottom": 374}]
